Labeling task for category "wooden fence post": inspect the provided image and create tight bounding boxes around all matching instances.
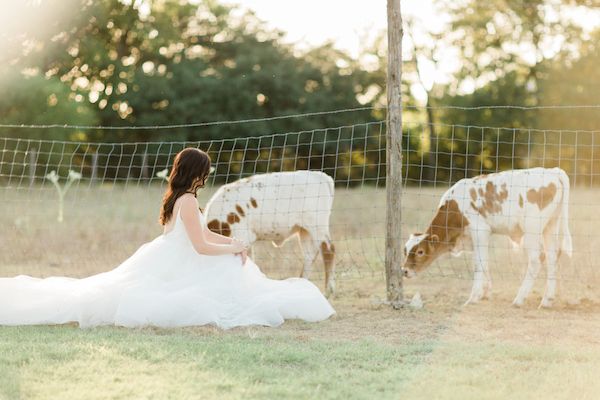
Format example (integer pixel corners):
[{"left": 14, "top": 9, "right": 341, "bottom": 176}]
[{"left": 386, "top": 0, "right": 404, "bottom": 308}]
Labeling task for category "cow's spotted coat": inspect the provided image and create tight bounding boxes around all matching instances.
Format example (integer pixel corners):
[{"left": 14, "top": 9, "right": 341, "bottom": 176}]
[
  {"left": 403, "top": 167, "right": 572, "bottom": 308},
  {"left": 206, "top": 171, "right": 336, "bottom": 296}
]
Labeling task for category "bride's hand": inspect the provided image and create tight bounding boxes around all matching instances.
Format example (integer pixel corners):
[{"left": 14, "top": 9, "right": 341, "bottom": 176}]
[
  {"left": 237, "top": 249, "right": 248, "bottom": 266},
  {"left": 230, "top": 238, "right": 245, "bottom": 253}
]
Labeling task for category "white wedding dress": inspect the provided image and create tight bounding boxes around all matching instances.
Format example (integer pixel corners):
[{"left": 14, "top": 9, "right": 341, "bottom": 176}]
[{"left": 0, "top": 209, "right": 335, "bottom": 329}]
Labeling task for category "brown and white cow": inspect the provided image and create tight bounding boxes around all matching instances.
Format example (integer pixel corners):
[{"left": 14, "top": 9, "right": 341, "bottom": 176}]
[
  {"left": 403, "top": 167, "right": 572, "bottom": 308},
  {"left": 205, "top": 171, "right": 336, "bottom": 296}
]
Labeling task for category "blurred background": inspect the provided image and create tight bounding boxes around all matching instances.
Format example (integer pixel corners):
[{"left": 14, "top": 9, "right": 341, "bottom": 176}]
[{"left": 0, "top": 0, "right": 598, "bottom": 142}]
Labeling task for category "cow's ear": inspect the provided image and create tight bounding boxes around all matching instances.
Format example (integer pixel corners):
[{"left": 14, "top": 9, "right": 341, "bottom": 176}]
[{"left": 429, "top": 234, "right": 439, "bottom": 245}]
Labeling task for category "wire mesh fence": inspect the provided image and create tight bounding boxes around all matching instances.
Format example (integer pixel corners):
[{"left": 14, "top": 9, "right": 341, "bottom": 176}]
[
  {"left": 402, "top": 122, "right": 600, "bottom": 300},
  {"left": 1, "top": 114, "right": 600, "bottom": 299},
  {"left": 0, "top": 121, "right": 387, "bottom": 290}
]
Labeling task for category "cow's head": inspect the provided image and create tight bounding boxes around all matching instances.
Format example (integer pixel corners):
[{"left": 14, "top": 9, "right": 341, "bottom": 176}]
[
  {"left": 402, "top": 199, "right": 469, "bottom": 278},
  {"left": 402, "top": 233, "right": 442, "bottom": 277}
]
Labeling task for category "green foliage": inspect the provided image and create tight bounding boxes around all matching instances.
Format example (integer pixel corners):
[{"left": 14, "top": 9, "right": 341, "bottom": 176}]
[
  {"left": 406, "top": 0, "right": 600, "bottom": 184},
  {"left": 0, "top": 73, "right": 97, "bottom": 141},
  {"left": 0, "top": 0, "right": 374, "bottom": 143},
  {"left": 2, "top": 326, "right": 600, "bottom": 399},
  {"left": 0, "top": 0, "right": 599, "bottom": 185},
  {"left": 0, "top": 73, "right": 97, "bottom": 182},
  {"left": 0, "top": 0, "right": 381, "bottom": 183}
]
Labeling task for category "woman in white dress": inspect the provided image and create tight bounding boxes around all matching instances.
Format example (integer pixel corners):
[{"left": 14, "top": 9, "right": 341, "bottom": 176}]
[{"left": 0, "top": 148, "right": 335, "bottom": 329}]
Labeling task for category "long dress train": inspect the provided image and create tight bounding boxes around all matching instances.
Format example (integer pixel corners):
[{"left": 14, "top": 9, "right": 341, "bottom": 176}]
[{"left": 0, "top": 209, "right": 335, "bottom": 328}]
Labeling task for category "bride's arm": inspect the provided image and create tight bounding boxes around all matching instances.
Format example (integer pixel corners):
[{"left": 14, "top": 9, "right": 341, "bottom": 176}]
[
  {"left": 201, "top": 222, "right": 249, "bottom": 265},
  {"left": 203, "top": 227, "right": 233, "bottom": 245},
  {"left": 179, "top": 195, "right": 244, "bottom": 256}
]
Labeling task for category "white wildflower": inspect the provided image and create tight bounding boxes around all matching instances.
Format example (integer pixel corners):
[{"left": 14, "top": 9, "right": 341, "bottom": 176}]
[
  {"left": 68, "top": 170, "right": 82, "bottom": 181},
  {"left": 46, "top": 170, "right": 80, "bottom": 223},
  {"left": 46, "top": 170, "right": 59, "bottom": 183},
  {"left": 156, "top": 168, "right": 169, "bottom": 181}
]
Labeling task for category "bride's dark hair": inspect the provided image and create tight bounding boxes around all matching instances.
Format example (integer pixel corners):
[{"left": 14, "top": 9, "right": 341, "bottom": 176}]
[{"left": 159, "top": 148, "right": 211, "bottom": 225}]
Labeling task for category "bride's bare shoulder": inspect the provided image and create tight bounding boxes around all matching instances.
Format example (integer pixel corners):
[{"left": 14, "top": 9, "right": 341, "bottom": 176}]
[
  {"left": 177, "top": 194, "right": 199, "bottom": 214},
  {"left": 177, "top": 193, "right": 198, "bottom": 207}
]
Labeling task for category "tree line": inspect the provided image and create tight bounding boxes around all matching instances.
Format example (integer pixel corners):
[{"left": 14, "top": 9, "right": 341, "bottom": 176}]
[{"left": 1, "top": 0, "right": 599, "bottom": 185}]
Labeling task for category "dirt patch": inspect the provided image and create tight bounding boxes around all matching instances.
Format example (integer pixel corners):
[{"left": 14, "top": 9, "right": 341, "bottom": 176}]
[{"left": 179, "top": 277, "right": 600, "bottom": 349}]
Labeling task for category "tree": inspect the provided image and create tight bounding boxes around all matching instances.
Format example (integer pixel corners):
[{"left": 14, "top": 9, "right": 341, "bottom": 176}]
[
  {"left": 2, "top": 0, "right": 376, "bottom": 142},
  {"left": 406, "top": 0, "right": 600, "bottom": 184},
  {"left": 535, "top": 28, "right": 600, "bottom": 186},
  {"left": 440, "top": 0, "right": 588, "bottom": 104}
]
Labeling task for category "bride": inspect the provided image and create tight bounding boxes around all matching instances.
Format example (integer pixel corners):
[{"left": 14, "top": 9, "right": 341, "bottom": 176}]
[{"left": 0, "top": 148, "right": 335, "bottom": 329}]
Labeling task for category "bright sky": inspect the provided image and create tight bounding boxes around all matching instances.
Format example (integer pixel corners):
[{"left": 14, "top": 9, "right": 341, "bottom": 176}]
[
  {"left": 226, "top": 1, "right": 599, "bottom": 55},
  {"left": 224, "top": 0, "right": 440, "bottom": 58},
  {"left": 226, "top": 0, "right": 600, "bottom": 99},
  {"left": 224, "top": 0, "right": 447, "bottom": 100}
]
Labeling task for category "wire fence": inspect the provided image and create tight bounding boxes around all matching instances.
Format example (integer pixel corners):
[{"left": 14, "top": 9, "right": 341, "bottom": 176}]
[
  {"left": 402, "top": 122, "right": 600, "bottom": 302},
  {"left": 0, "top": 120, "right": 387, "bottom": 291},
  {"left": 1, "top": 107, "right": 600, "bottom": 299}
]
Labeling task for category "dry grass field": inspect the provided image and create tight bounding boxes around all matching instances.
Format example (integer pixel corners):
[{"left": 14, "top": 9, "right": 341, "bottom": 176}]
[
  {"left": 2, "top": 183, "right": 600, "bottom": 297},
  {"left": 2, "top": 183, "right": 600, "bottom": 399}
]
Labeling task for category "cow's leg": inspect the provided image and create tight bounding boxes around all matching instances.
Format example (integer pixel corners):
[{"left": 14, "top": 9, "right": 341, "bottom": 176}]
[
  {"left": 513, "top": 233, "right": 544, "bottom": 307},
  {"left": 298, "top": 229, "right": 320, "bottom": 280},
  {"left": 540, "top": 221, "right": 560, "bottom": 308},
  {"left": 320, "top": 240, "right": 336, "bottom": 297},
  {"left": 483, "top": 273, "right": 493, "bottom": 299},
  {"left": 465, "top": 227, "right": 490, "bottom": 305},
  {"left": 481, "top": 249, "right": 493, "bottom": 300}
]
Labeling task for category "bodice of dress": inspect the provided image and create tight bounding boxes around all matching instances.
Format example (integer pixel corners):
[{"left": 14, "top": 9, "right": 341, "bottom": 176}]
[{"left": 163, "top": 207, "right": 206, "bottom": 243}]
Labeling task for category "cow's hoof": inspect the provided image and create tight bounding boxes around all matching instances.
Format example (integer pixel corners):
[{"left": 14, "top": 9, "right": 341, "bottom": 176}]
[
  {"left": 325, "top": 284, "right": 335, "bottom": 298},
  {"left": 539, "top": 298, "right": 554, "bottom": 309},
  {"left": 464, "top": 290, "right": 484, "bottom": 305},
  {"left": 464, "top": 297, "right": 481, "bottom": 306},
  {"left": 512, "top": 299, "right": 524, "bottom": 308},
  {"left": 482, "top": 283, "right": 493, "bottom": 300}
]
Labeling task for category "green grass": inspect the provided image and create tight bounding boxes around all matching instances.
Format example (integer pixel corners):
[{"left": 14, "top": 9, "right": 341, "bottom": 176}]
[
  {"left": 0, "top": 326, "right": 431, "bottom": 400},
  {"left": 2, "top": 326, "right": 600, "bottom": 400},
  {"left": 400, "top": 341, "right": 600, "bottom": 400}
]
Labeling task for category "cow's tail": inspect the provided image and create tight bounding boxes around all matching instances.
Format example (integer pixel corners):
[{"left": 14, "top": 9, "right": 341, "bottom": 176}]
[
  {"left": 324, "top": 172, "right": 335, "bottom": 200},
  {"left": 319, "top": 171, "right": 335, "bottom": 212},
  {"left": 558, "top": 169, "right": 573, "bottom": 258}
]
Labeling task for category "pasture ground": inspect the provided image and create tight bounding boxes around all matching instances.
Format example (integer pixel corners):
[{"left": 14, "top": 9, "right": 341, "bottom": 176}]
[{"left": 2, "top": 185, "right": 600, "bottom": 399}]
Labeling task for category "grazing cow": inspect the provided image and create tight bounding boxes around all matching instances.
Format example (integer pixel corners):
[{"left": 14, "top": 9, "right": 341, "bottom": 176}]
[
  {"left": 205, "top": 171, "right": 336, "bottom": 296},
  {"left": 402, "top": 167, "right": 572, "bottom": 308}
]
